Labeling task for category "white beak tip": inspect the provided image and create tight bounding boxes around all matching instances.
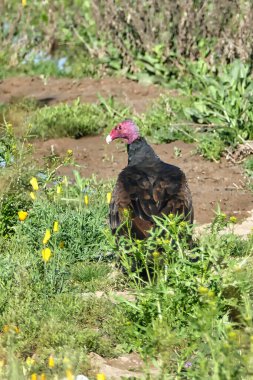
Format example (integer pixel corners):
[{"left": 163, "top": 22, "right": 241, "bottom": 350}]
[{"left": 106, "top": 135, "right": 112, "bottom": 144}]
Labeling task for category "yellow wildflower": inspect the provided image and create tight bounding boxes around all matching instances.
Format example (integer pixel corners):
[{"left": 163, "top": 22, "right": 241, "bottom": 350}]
[
  {"left": 22, "top": 0, "right": 27, "bottom": 7},
  {"left": 84, "top": 195, "right": 89, "bottom": 205},
  {"left": 56, "top": 185, "right": 62, "bottom": 194},
  {"left": 48, "top": 355, "right": 55, "bottom": 368},
  {"left": 31, "top": 374, "right": 37, "bottom": 380},
  {"left": 3, "top": 325, "right": 9, "bottom": 333},
  {"left": 229, "top": 216, "right": 237, "bottom": 224},
  {"left": 13, "top": 326, "right": 20, "bottom": 333},
  {"left": 59, "top": 241, "right": 65, "bottom": 249},
  {"left": 30, "top": 177, "right": 39, "bottom": 191},
  {"left": 106, "top": 192, "right": 112, "bottom": 204},
  {"left": 43, "top": 229, "right": 51, "bottom": 245},
  {"left": 3, "top": 325, "right": 19, "bottom": 333},
  {"left": 30, "top": 192, "right": 36, "bottom": 201},
  {"left": 168, "top": 213, "right": 174, "bottom": 219},
  {"left": 123, "top": 208, "right": 129, "bottom": 217},
  {"left": 40, "top": 374, "right": 46, "bottom": 380},
  {"left": 53, "top": 221, "right": 59, "bottom": 233},
  {"left": 18, "top": 210, "right": 28, "bottom": 221},
  {"left": 152, "top": 251, "right": 160, "bottom": 259},
  {"left": 26, "top": 356, "right": 35, "bottom": 367},
  {"left": 42, "top": 248, "right": 52, "bottom": 263},
  {"left": 66, "top": 369, "right": 74, "bottom": 380},
  {"left": 67, "top": 149, "right": 73, "bottom": 156},
  {"left": 198, "top": 286, "right": 209, "bottom": 295},
  {"left": 97, "top": 374, "right": 106, "bottom": 380},
  {"left": 228, "top": 331, "right": 238, "bottom": 341}
]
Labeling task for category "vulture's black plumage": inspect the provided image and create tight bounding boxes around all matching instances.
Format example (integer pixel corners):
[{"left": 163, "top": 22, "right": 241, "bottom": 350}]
[{"left": 106, "top": 120, "right": 194, "bottom": 239}]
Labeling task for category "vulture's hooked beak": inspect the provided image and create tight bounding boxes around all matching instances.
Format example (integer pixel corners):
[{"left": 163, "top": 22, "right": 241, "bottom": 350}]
[{"left": 106, "top": 134, "right": 112, "bottom": 144}]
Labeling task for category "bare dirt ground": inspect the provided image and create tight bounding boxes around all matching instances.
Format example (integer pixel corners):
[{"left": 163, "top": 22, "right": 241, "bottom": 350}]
[
  {"left": 0, "top": 76, "right": 252, "bottom": 377},
  {"left": 0, "top": 76, "right": 165, "bottom": 113}
]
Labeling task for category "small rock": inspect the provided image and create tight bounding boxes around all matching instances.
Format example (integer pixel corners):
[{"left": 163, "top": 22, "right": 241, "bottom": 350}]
[{"left": 76, "top": 376, "right": 90, "bottom": 380}]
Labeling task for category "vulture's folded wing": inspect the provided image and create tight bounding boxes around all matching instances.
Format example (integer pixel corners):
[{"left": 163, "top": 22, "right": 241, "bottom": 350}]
[{"left": 109, "top": 166, "right": 193, "bottom": 238}]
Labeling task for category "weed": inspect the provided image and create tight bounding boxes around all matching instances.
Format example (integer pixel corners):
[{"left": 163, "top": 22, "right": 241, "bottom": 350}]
[
  {"left": 244, "top": 156, "right": 253, "bottom": 192},
  {"left": 184, "top": 61, "right": 253, "bottom": 145},
  {"left": 110, "top": 213, "right": 253, "bottom": 377},
  {"left": 197, "top": 132, "right": 225, "bottom": 161},
  {"left": 244, "top": 157, "right": 253, "bottom": 178}
]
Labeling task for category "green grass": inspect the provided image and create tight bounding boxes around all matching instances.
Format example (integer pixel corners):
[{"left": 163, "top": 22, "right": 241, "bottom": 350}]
[
  {"left": 29, "top": 99, "right": 111, "bottom": 139},
  {"left": 0, "top": 126, "right": 252, "bottom": 379}
]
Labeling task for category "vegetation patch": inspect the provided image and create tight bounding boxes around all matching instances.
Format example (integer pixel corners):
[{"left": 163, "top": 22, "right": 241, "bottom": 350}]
[
  {"left": 0, "top": 126, "right": 251, "bottom": 378},
  {"left": 30, "top": 100, "right": 110, "bottom": 139}
]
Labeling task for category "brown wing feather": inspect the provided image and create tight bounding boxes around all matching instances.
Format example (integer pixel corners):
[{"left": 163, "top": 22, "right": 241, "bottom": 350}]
[{"left": 109, "top": 165, "right": 193, "bottom": 238}]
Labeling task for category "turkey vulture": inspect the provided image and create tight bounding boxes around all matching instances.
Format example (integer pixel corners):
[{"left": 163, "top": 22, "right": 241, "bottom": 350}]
[{"left": 106, "top": 120, "right": 194, "bottom": 240}]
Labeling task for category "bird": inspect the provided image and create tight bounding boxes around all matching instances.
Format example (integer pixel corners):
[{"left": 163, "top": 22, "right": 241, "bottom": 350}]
[{"left": 106, "top": 120, "right": 194, "bottom": 242}]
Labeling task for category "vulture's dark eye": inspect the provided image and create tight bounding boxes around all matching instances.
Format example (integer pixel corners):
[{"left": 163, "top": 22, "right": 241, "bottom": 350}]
[{"left": 118, "top": 125, "right": 122, "bottom": 130}]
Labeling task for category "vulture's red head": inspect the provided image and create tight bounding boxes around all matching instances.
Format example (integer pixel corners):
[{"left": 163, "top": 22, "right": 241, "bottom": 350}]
[{"left": 106, "top": 119, "right": 140, "bottom": 145}]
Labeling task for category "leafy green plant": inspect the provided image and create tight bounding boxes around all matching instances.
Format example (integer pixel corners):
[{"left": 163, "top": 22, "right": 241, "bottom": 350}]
[
  {"left": 184, "top": 61, "right": 253, "bottom": 147},
  {"left": 16, "top": 173, "right": 112, "bottom": 263},
  {"left": 109, "top": 212, "right": 253, "bottom": 377},
  {"left": 244, "top": 156, "right": 253, "bottom": 192},
  {"left": 244, "top": 157, "right": 253, "bottom": 178},
  {"left": 0, "top": 122, "right": 18, "bottom": 167},
  {"left": 197, "top": 132, "right": 225, "bottom": 161}
]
